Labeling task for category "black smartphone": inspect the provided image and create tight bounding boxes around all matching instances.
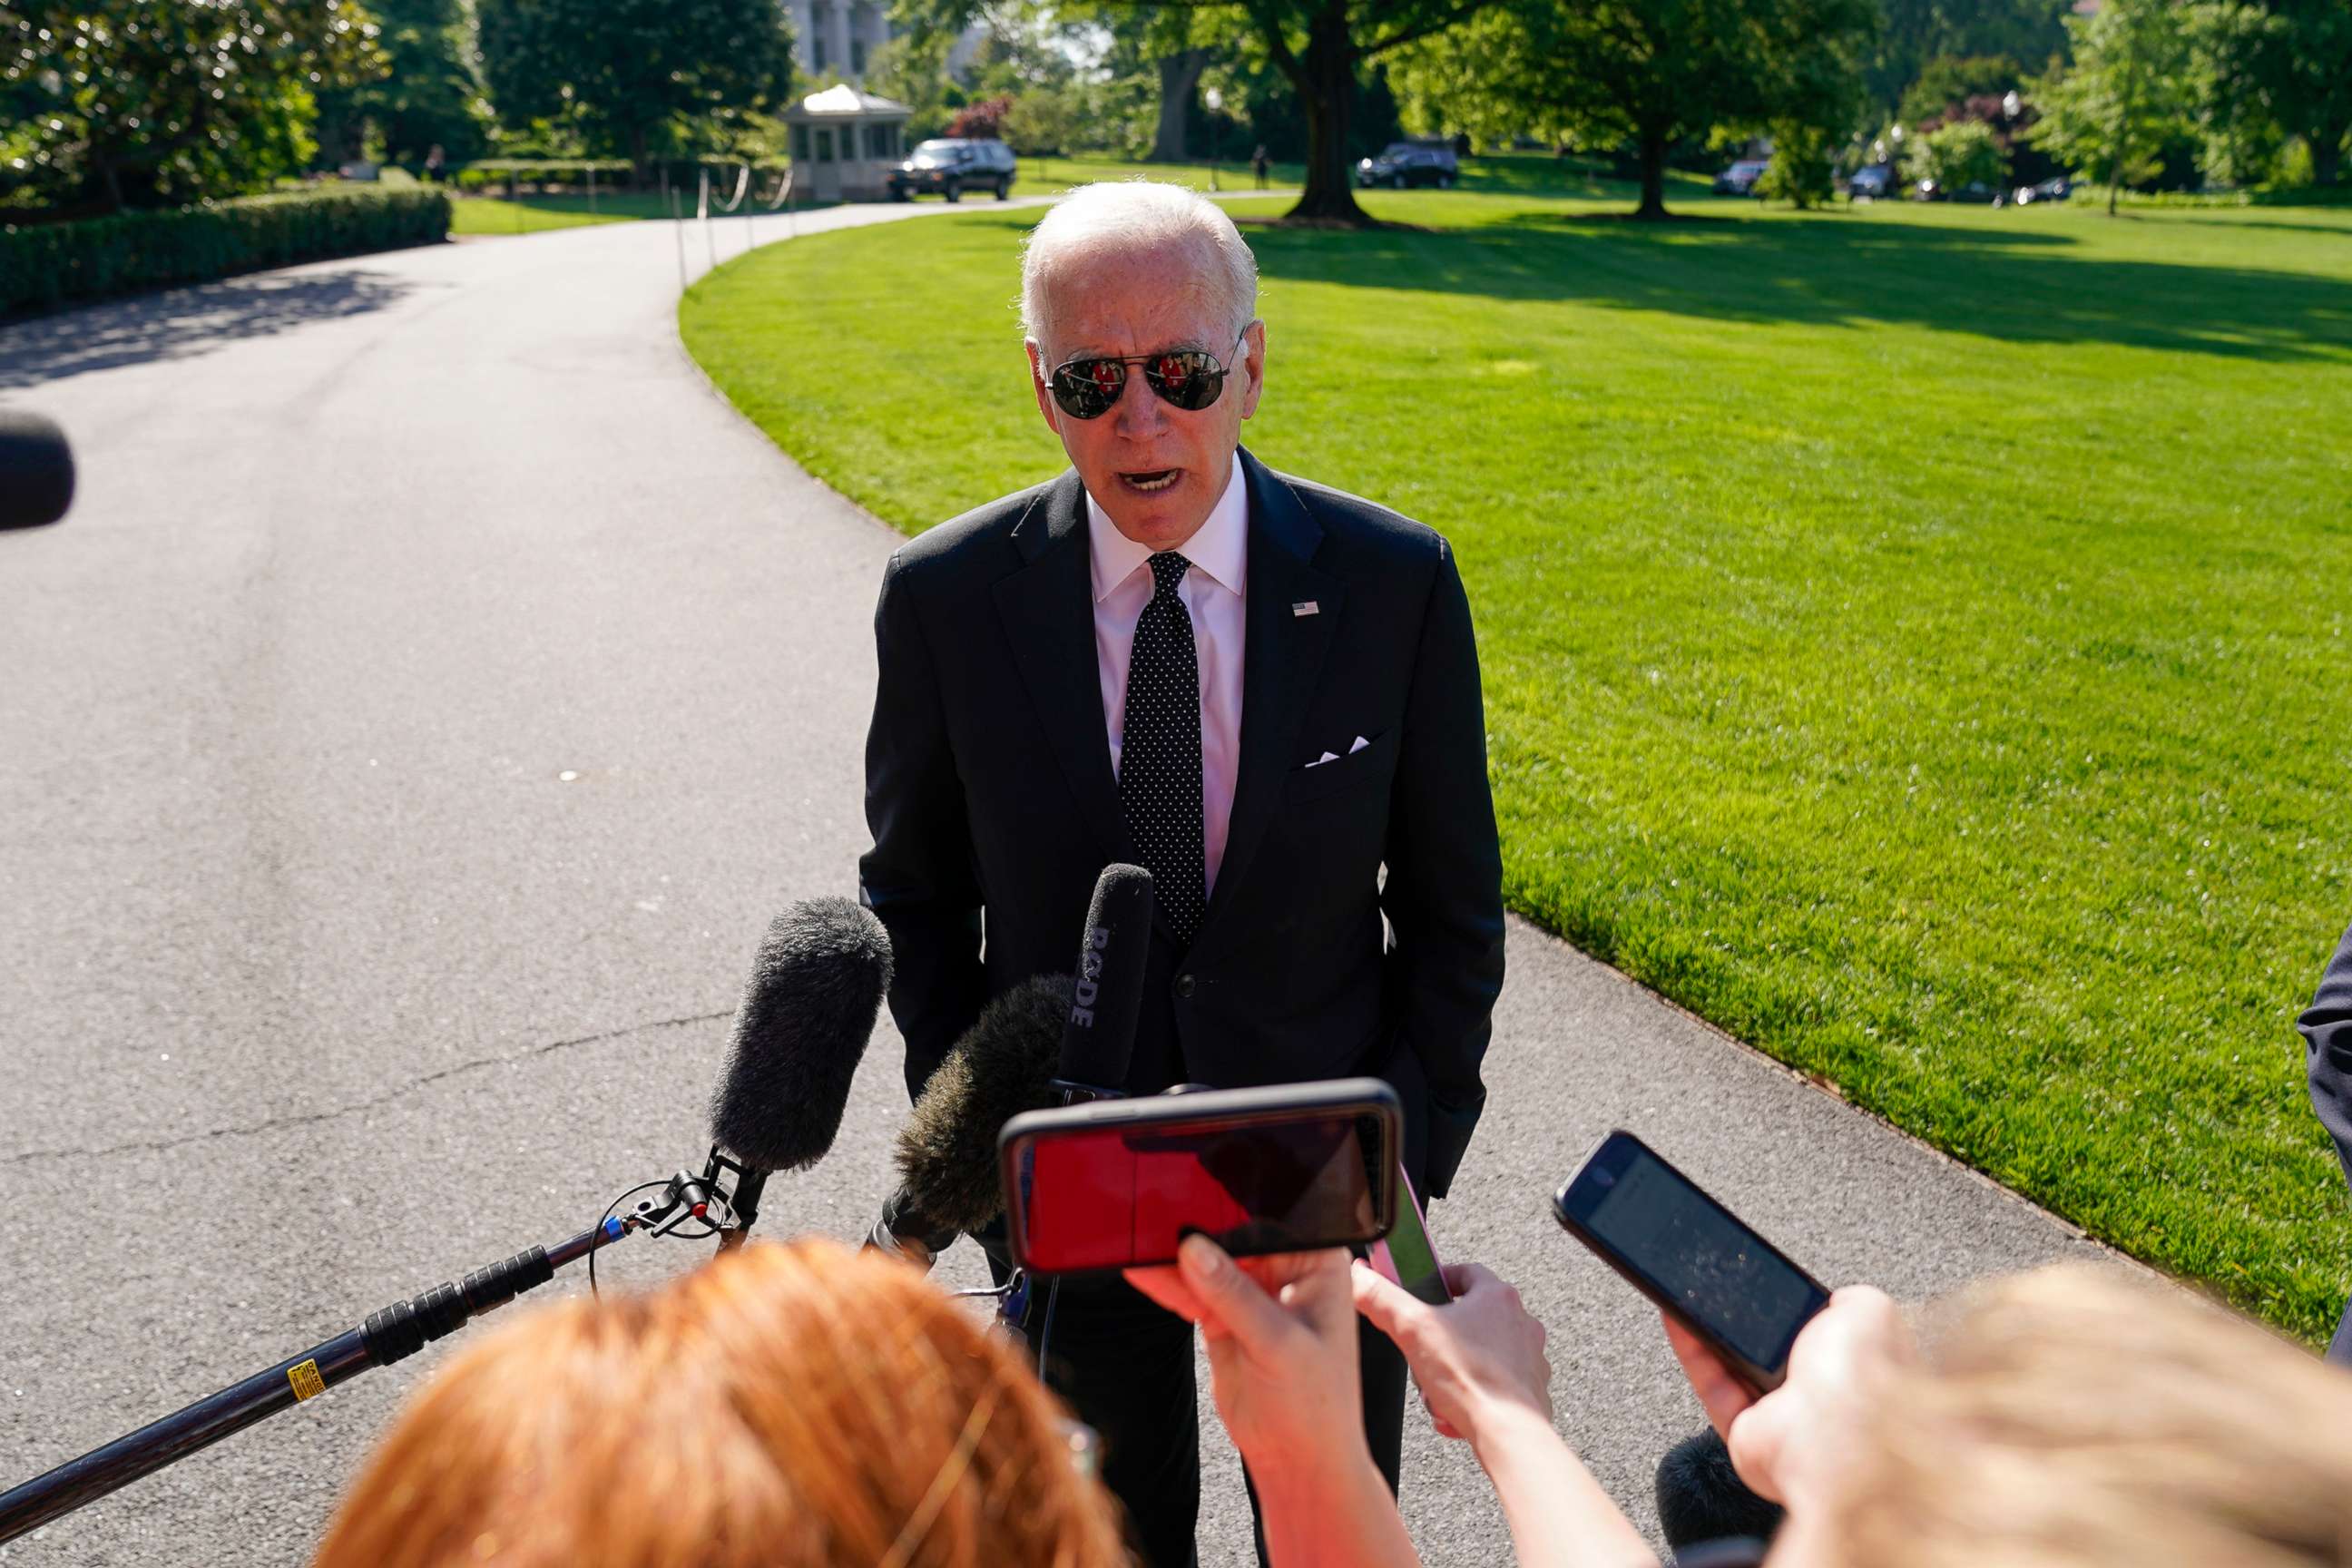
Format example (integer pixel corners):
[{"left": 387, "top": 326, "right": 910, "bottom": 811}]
[
  {"left": 999, "top": 1078, "right": 1401, "bottom": 1275},
  {"left": 1553, "top": 1130, "right": 1830, "bottom": 1393}
]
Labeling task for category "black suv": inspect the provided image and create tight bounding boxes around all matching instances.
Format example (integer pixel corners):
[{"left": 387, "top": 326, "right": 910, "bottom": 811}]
[
  {"left": 1356, "top": 141, "right": 1459, "bottom": 189},
  {"left": 888, "top": 138, "right": 1017, "bottom": 202}
]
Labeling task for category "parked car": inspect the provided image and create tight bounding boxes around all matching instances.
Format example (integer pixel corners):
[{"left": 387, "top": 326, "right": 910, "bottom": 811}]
[
  {"left": 1846, "top": 163, "right": 1896, "bottom": 200},
  {"left": 887, "top": 139, "right": 1016, "bottom": 202},
  {"left": 2014, "top": 175, "right": 2073, "bottom": 205},
  {"left": 1712, "top": 159, "right": 1769, "bottom": 196},
  {"left": 1355, "top": 141, "right": 1459, "bottom": 189},
  {"left": 1911, "top": 177, "right": 1999, "bottom": 202}
]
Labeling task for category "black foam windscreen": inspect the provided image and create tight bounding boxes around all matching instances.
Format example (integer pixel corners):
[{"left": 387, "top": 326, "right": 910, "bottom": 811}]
[
  {"left": 1057, "top": 863, "right": 1154, "bottom": 1093},
  {"left": 0, "top": 411, "right": 74, "bottom": 531},
  {"left": 1654, "top": 1428, "right": 1784, "bottom": 1552},
  {"left": 708, "top": 898, "right": 893, "bottom": 1174},
  {"left": 894, "top": 973, "right": 1070, "bottom": 1235}
]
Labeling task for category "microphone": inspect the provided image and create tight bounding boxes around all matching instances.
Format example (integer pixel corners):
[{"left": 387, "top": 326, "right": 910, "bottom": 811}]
[
  {"left": 707, "top": 898, "right": 893, "bottom": 1247},
  {"left": 0, "top": 410, "right": 74, "bottom": 530},
  {"left": 1054, "top": 863, "right": 1154, "bottom": 1100},
  {"left": 1654, "top": 1428, "right": 1784, "bottom": 1552},
  {"left": 877, "top": 973, "right": 1073, "bottom": 1260},
  {"left": 867, "top": 864, "right": 1155, "bottom": 1264},
  {"left": 0, "top": 897, "right": 893, "bottom": 1542}
]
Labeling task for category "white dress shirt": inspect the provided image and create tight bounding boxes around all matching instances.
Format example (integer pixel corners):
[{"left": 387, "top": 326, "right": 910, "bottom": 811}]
[{"left": 1086, "top": 456, "right": 1248, "bottom": 897}]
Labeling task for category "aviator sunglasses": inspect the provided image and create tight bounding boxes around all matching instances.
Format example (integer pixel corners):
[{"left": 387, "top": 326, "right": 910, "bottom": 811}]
[{"left": 1046, "top": 326, "right": 1254, "bottom": 420}]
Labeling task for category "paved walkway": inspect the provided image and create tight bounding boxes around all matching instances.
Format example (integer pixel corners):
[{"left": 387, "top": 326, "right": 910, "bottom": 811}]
[{"left": 0, "top": 202, "right": 2102, "bottom": 1566}]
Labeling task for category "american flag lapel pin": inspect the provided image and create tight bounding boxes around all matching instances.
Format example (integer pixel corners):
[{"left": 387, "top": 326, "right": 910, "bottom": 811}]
[{"left": 1291, "top": 601, "right": 1319, "bottom": 617}]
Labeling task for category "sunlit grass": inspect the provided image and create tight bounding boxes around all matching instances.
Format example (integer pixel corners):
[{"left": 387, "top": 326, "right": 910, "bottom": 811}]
[{"left": 681, "top": 189, "right": 2352, "bottom": 1344}]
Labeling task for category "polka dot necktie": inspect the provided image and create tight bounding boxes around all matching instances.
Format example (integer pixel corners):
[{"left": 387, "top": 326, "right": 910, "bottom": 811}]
[{"left": 1119, "top": 551, "right": 1208, "bottom": 949}]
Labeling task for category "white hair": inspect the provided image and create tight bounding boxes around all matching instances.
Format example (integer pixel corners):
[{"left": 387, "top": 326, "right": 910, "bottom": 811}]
[{"left": 1019, "top": 181, "right": 1259, "bottom": 353}]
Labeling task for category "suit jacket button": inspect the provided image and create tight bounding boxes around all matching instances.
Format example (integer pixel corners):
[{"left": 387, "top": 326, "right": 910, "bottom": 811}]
[{"left": 1174, "top": 974, "right": 1196, "bottom": 999}]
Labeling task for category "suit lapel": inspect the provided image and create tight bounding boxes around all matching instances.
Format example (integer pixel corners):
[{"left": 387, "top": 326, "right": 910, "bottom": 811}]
[
  {"left": 1200, "top": 449, "right": 1343, "bottom": 947},
  {"left": 991, "top": 472, "right": 1134, "bottom": 875}
]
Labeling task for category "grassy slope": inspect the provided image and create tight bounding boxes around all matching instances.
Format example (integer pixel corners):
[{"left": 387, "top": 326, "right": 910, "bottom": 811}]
[{"left": 681, "top": 189, "right": 2352, "bottom": 1343}]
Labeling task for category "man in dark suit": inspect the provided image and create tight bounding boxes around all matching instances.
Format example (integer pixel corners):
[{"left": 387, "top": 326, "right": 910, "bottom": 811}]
[
  {"left": 858, "top": 181, "right": 1505, "bottom": 1565},
  {"left": 2298, "top": 921, "right": 2352, "bottom": 1364}
]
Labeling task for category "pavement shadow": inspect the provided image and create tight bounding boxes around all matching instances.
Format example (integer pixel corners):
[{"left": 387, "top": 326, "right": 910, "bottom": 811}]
[
  {"left": 1248, "top": 212, "right": 2352, "bottom": 362},
  {"left": 0, "top": 269, "right": 418, "bottom": 389}
]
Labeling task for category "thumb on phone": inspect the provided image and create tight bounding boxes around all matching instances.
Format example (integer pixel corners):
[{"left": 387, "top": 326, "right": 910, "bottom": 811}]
[
  {"left": 1174, "top": 1234, "right": 1288, "bottom": 1352},
  {"left": 1661, "top": 1311, "right": 1758, "bottom": 1444}
]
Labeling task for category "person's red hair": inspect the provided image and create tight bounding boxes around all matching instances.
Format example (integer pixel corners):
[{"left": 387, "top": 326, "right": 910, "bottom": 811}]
[{"left": 313, "top": 1236, "right": 1130, "bottom": 1568}]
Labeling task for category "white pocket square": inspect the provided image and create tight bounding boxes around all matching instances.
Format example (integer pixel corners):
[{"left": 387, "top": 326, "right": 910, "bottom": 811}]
[{"left": 1305, "top": 736, "right": 1373, "bottom": 769}]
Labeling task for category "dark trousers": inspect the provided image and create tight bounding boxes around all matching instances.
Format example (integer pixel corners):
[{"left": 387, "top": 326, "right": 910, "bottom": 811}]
[
  {"left": 2331, "top": 1298, "right": 2352, "bottom": 1366},
  {"left": 987, "top": 1250, "right": 1408, "bottom": 1568}
]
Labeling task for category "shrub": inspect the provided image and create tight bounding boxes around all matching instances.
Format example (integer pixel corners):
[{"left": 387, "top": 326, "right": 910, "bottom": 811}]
[
  {"left": 946, "top": 96, "right": 1014, "bottom": 141},
  {"left": 1902, "top": 119, "right": 2012, "bottom": 195},
  {"left": 1756, "top": 122, "right": 1838, "bottom": 207},
  {"left": 0, "top": 186, "right": 450, "bottom": 316}
]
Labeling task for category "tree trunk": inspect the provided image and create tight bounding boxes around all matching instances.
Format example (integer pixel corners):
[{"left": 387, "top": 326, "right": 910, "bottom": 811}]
[
  {"left": 2315, "top": 128, "right": 2345, "bottom": 188},
  {"left": 1281, "top": 1, "right": 1371, "bottom": 224},
  {"left": 629, "top": 123, "right": 651, "bottom": 191},
  {"left": 1150, "top": 49, "right": 1210, "bottom": 163},
  {"left": 1635, "top": 132, "right": 1670, "bottom": 219}
]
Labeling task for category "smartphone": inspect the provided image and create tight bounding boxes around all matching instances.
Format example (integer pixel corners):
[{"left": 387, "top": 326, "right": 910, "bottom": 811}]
[
  {"left": 999, "top": 1078, "right": 1401, "bottom": 1275},
  {"left": 1368, "top": 1162, "right": 1451, "bottom": 1305},
  {"left": 1553, "top": 1130, "right": 1829, "bottom": 1393}
]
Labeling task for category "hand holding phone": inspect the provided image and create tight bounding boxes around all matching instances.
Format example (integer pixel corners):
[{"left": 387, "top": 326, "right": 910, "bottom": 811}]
[
  {"left": 1554, "top": 1131, "right": 1829, "bottom": 1394},
  {"left": 1659, "top": 1284, "right": 1915, "bottom": 1509},
  {"left": 999, "top": 1079, "right": 1401, "bottom": 1274},
  {"left": 1351, "top": 1259, "right": 1553, "bottom": 1445}
]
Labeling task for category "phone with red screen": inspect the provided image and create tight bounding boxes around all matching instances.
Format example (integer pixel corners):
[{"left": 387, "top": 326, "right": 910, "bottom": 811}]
[{"left": 999, "top": 1079, "right": 1401, "bottom": 1275}]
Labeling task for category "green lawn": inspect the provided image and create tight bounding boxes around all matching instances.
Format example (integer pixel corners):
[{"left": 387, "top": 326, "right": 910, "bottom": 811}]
[
  {"left": 681, "top": 187, "right": 2352, "bottom": 1345},
  {"left": 450, "top": 191, "right": 667, "bottom": 235}
]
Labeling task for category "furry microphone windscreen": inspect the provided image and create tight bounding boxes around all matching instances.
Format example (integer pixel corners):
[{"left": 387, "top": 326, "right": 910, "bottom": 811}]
[
  {"left": 708, "top": 898, "right": 895, "bottom": 1174},
  {"left": 894, "top": 974, "right": 1072, "bottom": 1234},
  {"left": 1654, "top": 1427, "right": 1784, "bottom": 1552}
]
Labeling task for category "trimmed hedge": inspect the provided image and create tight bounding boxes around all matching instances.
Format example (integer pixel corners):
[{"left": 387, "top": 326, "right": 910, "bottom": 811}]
[{"left": 0, "top": 186, "right": 451, "bottom": 316}]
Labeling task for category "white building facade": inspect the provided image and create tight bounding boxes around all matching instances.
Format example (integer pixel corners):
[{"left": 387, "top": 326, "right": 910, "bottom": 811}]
[{"left": 783, "top": 0, "right": 893, "bottom": 82}]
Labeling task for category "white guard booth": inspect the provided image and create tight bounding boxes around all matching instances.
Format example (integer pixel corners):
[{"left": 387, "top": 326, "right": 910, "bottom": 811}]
[{"left": 785, "top": 85, "right": 914, "bottom": 202}]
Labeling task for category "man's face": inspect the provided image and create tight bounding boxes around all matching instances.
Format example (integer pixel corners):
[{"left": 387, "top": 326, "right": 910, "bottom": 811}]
[{"left": 1027, "top": 240, "right": 1265, "bottom": 552}]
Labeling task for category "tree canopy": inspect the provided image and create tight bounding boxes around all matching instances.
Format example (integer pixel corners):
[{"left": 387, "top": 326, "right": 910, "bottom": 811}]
[
  {"left": 1389, "top": 0, "right": 1877, "bottom": 218},
  {"left": 2, "top": 0, "right": 386, "bottom": 213},
  {"left": 476, "top": 0, "right": 794, "bottom": 173},
  {"left": 2030, "top": 0, "right": 2193, "bottom": 212}
]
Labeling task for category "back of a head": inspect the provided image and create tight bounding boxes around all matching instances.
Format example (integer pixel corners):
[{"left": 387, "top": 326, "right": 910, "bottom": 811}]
[
  {"left": 312, "top": 1237, "right": 1129, "bottom": 1568},
  {"left": 1834, "top": 1262, "right": 2352, "bottom": 1568}
]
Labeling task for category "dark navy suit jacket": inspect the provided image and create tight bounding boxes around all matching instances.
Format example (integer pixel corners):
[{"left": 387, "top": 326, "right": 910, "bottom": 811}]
[
  {"left": 858, "top": 447, "right": 1506, "bottom": 1197},
  {"left": 2298, "top": 920, "right": 2352, "bottom": 1362}
]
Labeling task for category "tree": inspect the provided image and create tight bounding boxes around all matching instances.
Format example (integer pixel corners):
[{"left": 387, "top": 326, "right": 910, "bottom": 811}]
[
  {"left": 893, "top": 0, "right": 1487, "bottom": 223},
  {"left": 1902, "top": 115, "right": 2011, "bottom": 191},
  {"left": 1217, "top": 1, "right": 1496, "bottom": 221},
  {"left": 2030, "top": 0, "right": 2192, "bottom": 212},
  {"left": 477, "top": 0, "right": 793, "bottom": 177},
  {"left": 2226, "top": 0, "right": 2352, "bottom": 185},
  {"left": 314, "top": 0, "right": 493, "bottom": 167},
  {"left": 1865, "top": 0, "right": 2072, "bottom": 120},
  {"left": 1390, "top": 0, "right": 1877, "bottom": 220},
  {"left": 1897, "top": 54, "right": 2024, "bottom": 129},
  {"left": 2184, "top": 1, "right": 2288, "bottom": 185},
  {"left": 0, "top": 0, "right": 386, "bottom": 214},
  {"left": 1756, "top": 120, "right": 1838, "bottom": 207}
]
